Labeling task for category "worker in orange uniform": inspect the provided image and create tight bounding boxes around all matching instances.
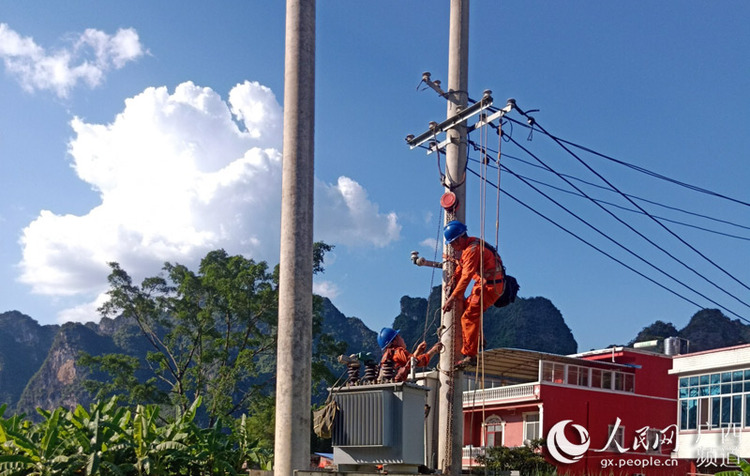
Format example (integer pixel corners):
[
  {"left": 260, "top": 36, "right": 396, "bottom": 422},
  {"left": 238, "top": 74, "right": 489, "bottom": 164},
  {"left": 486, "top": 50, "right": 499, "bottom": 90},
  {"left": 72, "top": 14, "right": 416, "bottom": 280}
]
[
  {"left": 441, "top": 220, "right": 505, "bottom": 367},
  {"left": 378, "top": 327, "right": 442, "bottom": 382}
]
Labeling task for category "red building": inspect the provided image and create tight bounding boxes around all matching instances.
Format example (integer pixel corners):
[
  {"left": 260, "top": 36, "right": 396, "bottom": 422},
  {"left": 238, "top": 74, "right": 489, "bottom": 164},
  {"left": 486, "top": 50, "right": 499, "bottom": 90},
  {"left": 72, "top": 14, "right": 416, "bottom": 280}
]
[{"left": 461, "top": 347, "right": 692, "bottom": 475}]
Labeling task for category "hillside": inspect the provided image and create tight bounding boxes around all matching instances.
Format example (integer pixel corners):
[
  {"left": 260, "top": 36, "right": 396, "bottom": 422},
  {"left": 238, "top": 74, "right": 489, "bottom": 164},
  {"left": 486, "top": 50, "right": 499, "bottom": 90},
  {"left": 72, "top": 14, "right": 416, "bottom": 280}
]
[
  {"left": 1, "top": 299, "right": 748, "bottom": 414},
  {"left": 393, "top": 286, "right": 578, "bottom": 355},
  {"left": 631, "top": 308, "right": 750, "bottom": 353},
  {"left": 0, "top": 311, "right": 58, "bottom": 407},
  {"left": 0, "top": 305, "right": 378, "bottom": 415}
]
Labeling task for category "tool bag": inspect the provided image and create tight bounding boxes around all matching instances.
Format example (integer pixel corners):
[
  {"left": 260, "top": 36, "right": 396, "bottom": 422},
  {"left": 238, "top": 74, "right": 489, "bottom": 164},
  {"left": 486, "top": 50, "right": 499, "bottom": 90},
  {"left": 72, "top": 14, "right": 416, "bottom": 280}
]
[
  {"left": 313, "top": 370, "right": 346, "bottom": 439},
  {"left": 494, "top": 271, "right": 520, "bottom": 308},
  {"left": 313, "top": 394, "right": 339, "bottom": 439}
]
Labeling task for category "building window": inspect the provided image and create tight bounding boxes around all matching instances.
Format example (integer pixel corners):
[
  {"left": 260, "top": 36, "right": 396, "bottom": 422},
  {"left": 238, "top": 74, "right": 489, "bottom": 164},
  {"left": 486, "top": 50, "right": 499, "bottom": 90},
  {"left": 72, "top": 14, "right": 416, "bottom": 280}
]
[
  {"left": 485, "top": 417, "right": 504, "bottom": 447},
  {"left": 540, "top": 362, "right": 633, "bottom": 393},
  {"left": 524, "top": 412, "right": 540, "bottom": 442},
  {"left": 614, "top": 372, "right": 624, "bottom": 391},
  {"left": 607, "top": 423, "right": 625, "bottom": 451},
  {"left": 623, "top": 373, "right": 635, "bottom": 392},
  {"left": 698, "top": 398, "right": 711, "bottom": 430},
  {"left": 566, "top": 365, "right": 590, "bottom": 387},
  {"left": 647, "top": 428, "right": 662, "bottom": 453},
  {"left": 591, "top": 369, "right": 602, "bottom": 388},
  {"left": 679, "top": 369, "right": 750, "bottom": 430},
  {"left": 541, "top": 362, "right": 565, "bottom": 383},
  {"left": 579, "top": 367, "right": 590, "bottom": 386},
  {"left": 567, "top": 366, "right": 579, "bottom": 386}
]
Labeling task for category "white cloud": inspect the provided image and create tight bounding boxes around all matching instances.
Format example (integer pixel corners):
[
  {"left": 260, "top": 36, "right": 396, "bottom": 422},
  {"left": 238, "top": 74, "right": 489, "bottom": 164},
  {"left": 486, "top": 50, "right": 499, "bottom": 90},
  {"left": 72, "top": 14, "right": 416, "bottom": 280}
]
[
  {"left": 313, "top": 280, "right": 340, "bottom": 300},
  {"left": 57, "top": 292, "right": 110, "bottom": 324},
  {"left": 0, "top": 23, "right": 145, "bottom": 98},
  {"left": 420, "top": 237, "right": 439, "bottom": 252},
  {"left": 315, "top": 176, "right": 401, "bottom": 247},
  {"left": 18, "top": 80, "right": 401, "bottom": 322}
]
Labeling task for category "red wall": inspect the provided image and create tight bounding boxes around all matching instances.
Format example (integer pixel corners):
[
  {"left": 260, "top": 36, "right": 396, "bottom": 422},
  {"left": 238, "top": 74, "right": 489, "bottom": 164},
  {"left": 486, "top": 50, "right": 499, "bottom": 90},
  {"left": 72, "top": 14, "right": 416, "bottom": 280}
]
[
  {"left": 464, "top": 403, "right": 538, "bottom": 447},
  {"left": 462, "top": 350, "right": 692, "bottom": 475},
  {"left": 582, "top": 350, "right": 676, "bottom": 399},
  {"left": 541, "top": 383, "right": 685, "bottom": 475}
]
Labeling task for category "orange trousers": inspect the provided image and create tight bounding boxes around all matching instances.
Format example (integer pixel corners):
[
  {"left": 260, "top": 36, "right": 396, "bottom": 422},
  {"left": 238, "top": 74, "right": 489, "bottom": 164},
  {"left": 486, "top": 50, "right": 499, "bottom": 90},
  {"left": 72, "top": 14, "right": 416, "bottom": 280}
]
[{"left": 460, "top": 282, "right": 504, "bottom": 357}]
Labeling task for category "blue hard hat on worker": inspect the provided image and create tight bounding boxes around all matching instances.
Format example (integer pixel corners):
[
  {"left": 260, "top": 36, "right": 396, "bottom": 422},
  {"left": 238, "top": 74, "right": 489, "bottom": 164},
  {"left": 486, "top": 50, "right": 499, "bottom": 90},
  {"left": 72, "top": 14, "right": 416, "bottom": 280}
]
[
  {"left": 444, "top": 220, "right": 468, "bottom": 244},
  {"left": 378, "top": 327, "right": 400, "bottom": 350}
]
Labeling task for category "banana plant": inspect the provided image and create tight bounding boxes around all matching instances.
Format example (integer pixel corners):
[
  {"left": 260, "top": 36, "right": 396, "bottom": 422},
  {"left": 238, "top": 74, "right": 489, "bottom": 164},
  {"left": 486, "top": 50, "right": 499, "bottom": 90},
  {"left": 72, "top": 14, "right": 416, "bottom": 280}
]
[
  {"left": 0, "top": 396, "right": 273, "bottom": 475},
  {"left": 0, "top": 407, "right": 84, "bottom": 476},
  {"left": 235, "top": 414, "right": 272, "bottom": 471},
  {"left": 64, "top": 397, "right": 133, "bottom": 475},
  {"left": 717, "top": 454, "right": 750, "bottom": 476}
]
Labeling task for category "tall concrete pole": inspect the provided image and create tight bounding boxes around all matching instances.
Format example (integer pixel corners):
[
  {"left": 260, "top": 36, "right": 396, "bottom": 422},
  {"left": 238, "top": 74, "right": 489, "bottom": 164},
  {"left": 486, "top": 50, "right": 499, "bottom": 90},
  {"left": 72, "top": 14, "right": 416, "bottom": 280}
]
[
  {"left": 438, "top": 0, "right": 469, "bottom": 474},
  {"left": 274, "top": 1, "right": 315, "bottom": 475}
]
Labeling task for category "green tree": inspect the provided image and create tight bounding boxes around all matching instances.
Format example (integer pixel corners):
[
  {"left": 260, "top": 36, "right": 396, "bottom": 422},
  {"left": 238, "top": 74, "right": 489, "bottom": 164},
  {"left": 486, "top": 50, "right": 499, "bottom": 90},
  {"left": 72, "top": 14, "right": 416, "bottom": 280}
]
[
  {"left": 81, "top": 243, "right": 340, "bottom": 428},
  {"left": 474, "top": 439, "right": 555, "bottom": 475},
  {"left": 78, "top": 353, "right": 168, "bottom": 407}
]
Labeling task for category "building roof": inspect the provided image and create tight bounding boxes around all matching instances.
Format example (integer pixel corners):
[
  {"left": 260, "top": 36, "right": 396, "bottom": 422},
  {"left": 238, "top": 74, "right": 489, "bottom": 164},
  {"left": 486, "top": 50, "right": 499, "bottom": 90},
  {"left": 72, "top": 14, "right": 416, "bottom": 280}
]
[
  {"left": 669, "top": 343, "right": 750, "bottom": 375},
  {"left": 467, "top": 347, "right": 636, "bottom": 382}
]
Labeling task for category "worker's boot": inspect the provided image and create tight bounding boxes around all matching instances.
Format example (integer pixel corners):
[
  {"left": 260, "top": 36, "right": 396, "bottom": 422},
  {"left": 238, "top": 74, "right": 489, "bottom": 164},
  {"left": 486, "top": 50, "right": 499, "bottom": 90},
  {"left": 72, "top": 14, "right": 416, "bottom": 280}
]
[{"left": 454, "top": 354, "right": 477, "bottom": 369}]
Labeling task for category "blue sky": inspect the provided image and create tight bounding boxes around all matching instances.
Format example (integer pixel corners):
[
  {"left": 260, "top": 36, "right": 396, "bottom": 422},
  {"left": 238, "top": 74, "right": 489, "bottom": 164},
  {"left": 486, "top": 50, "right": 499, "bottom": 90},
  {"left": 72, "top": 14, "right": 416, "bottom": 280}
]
[{"left": 1, "top": 1, "right": 748, "bottom": 352}]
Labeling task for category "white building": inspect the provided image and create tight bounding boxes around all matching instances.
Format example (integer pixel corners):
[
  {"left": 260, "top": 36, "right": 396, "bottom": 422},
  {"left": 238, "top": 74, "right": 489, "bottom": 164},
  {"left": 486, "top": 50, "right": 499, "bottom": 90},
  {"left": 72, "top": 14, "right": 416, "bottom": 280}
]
[{"left": 669, "top": 343, "right": 750, "bottom": 466}]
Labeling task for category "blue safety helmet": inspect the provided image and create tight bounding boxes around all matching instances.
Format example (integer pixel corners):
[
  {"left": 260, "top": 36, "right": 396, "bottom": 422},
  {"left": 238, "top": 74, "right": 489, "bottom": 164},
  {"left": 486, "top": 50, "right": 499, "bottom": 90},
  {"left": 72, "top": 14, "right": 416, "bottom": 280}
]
[
  {"left": 378, "top": 327, "right": 400, "bottom": 350},
  {"left": 444, "top": 220, "right": 468, "bottom": 244}
]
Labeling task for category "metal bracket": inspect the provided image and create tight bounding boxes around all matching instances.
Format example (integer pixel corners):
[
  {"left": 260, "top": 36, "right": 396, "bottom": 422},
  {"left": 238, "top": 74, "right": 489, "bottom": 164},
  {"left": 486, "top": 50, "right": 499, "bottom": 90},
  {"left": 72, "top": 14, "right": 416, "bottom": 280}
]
[
  {"left": 405, "top": 91, "right": 494, "bottom": 150},
  {"left": 468, "top": 101, "right": 514, "bottom": 133}
]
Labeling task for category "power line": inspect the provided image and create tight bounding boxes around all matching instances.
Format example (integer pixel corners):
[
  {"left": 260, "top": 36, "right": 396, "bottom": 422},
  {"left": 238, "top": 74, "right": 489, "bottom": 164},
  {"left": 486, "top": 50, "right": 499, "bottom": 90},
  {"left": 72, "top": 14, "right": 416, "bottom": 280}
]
[
  {"left": 465, "top": 148, "right": 750, "bottom": 322},
  {"left": 497, "top": 151, "right": 750, "bottom": 233},
  {"left": 467, "top": 152, "right": 750, "bottom": 242},
  {"left": 464, "top": 167, "right": 717, "bottom": 316},
  {"left": 496, "top": 113, "right": 750, "bottom": 209},
  {"left": 504, "top": 107, "right": 750, "bottom": 301}
]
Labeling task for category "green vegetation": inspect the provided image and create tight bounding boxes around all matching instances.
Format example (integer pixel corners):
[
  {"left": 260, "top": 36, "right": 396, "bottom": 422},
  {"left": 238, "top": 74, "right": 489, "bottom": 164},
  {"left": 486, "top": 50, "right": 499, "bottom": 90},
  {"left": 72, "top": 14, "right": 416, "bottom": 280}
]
[
  {"left": 73, "top": 244, "right": 342, "bottom": 468},
  {"left": 0, "top": 397, "right": 271, "bottom": 475},
  {"left": 715, "top": 455, "right": 750, "bottom": 475},
  {"left": 473, "top": 439, "right": 556, "bottom": 475},
  {"left": 88, "top": 249, "right": 281, "bottom": 425}
]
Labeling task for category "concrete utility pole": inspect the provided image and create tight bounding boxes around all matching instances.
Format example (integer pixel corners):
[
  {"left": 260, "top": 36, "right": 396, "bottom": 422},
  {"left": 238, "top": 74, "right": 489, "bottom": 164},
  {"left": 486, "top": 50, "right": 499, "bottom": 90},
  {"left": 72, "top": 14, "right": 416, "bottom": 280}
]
[
  {"left": 438, "top": 0, "right": 469, "bottom": 474},
  {"left": 274, "top": 1, "right": 315, "bottom": 475}
]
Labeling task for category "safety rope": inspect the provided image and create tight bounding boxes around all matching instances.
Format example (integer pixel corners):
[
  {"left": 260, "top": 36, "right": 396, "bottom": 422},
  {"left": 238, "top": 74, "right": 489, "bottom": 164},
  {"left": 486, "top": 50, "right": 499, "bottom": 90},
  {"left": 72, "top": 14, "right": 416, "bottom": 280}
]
[
  {"left": 478, "top": 115, "right": 489, "bottom": 362},
  {"left": 464, "top": 118, "right": 504, "bottom": 468},
  {"left": 495, "top": 121, "right": 503, "bottom": 250},
  {"left": 416, "top": 205, "right": 446, "bottom": 353}
]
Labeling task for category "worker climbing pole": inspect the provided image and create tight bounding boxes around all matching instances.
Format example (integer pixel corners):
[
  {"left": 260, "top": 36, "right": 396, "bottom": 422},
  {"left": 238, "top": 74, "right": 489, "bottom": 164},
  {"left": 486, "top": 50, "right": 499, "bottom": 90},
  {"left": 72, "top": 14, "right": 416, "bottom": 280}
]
[
  {"left": 414, "top": 2, "right": 469, "bottom": 473},
  {"left": 436, "top": 3, "right": 468, "bottom": 472},
  {"left": 405, "top": 2, "right": 519, "bottom": 473}
]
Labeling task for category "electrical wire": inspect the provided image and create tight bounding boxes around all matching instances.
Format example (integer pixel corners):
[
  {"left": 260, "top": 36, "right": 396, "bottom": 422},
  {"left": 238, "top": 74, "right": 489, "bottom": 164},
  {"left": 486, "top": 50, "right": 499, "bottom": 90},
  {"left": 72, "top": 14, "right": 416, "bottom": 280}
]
[
  {"left": 502, "top": 130, "right": 750, "bottom": 310},
  {"left": 464, "top": 150, "right": 749, "bottom": 322},
  {"left": 466, "top": 148, "right": 750, "bottom": 242},
  {"left": 465, "top": 166, "right": 712, "bottom": 314},
  {"left": 502, "top": 115, "right": 750, "bottom": 209},
  {"left": 468, "top": 96, "right": 750, "bottom": 210},
  {"left": 509, "top": 104, "right": 750, "bottom": 296},
  {"left": 510, "top": 175, "right": 750, "bottom": 242},
  {"left": 497, "top": 151, "right": 750, "bottom": 233}
]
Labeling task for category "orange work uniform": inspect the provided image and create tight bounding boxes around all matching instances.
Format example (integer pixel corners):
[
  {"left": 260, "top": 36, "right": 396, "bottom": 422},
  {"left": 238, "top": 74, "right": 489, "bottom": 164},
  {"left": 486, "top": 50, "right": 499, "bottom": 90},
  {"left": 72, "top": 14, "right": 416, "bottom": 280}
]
[
  {"left": 449, "top": 237, "right": 505, "bottom": 357},
  {"left": 381, "top": 345, "right": 432, "bottom": 382}
]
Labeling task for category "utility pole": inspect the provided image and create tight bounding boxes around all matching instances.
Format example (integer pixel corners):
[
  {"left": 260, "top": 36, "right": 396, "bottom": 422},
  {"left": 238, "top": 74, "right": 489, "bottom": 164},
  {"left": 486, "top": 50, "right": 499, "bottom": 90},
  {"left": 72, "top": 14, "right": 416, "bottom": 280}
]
[
  {"left": 274, "top": 1, "right": 315, "bottom": 475},
  {"left": 439, "top": 1, "right": 469, "bottom": 474},
  {"left": 408, "top": 4, "right": 514, "bottom": 473}
]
